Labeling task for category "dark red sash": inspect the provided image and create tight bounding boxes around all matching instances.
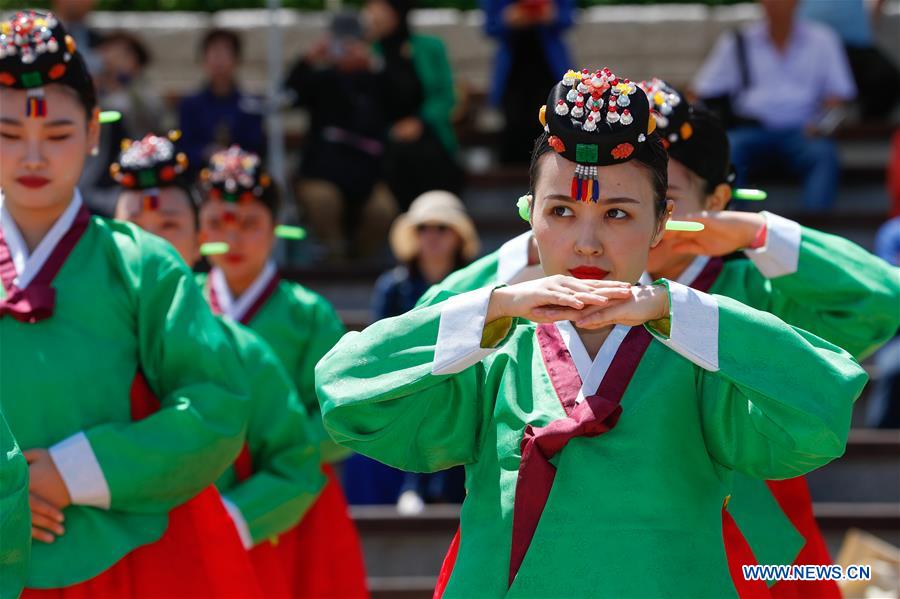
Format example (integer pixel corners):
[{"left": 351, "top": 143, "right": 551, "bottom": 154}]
[
  {"left": 0, "top": 204, "right": 90, "bottom": 324},
  {"left": 508, "top": 323, "right": 653, "bottom": 586},
  {"left": 206, "top": 270, "right": 281, "bottom": 482}
]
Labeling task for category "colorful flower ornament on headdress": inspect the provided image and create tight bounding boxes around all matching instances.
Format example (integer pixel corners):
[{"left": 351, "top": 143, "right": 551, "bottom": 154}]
[
  {"left": 200, "top": 145, "right": 272, "bottom": 205},
  {"left": 0, "top": 11, "right": 79, "bottom": 118},
  {"left": 110, "top": 131, "right": 189, "bottom": 211},
  {"left": 638, "top": 78, "right": 693, "bottom": 149},
  {"left": 541, "top": 67, "right": 655, "bottom": 203}
]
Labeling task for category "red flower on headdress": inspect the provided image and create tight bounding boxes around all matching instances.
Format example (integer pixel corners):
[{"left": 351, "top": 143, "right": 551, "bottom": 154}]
[
  {"left": 548, "top": 135, "right": 566, "bottom": 153},
  {"left": 611, "top": 143, "right": 634, "bottom": 160}
]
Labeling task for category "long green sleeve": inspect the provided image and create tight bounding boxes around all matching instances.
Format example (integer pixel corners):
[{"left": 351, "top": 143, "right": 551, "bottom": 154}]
[
  {"left": 681, "top": 293, "right": 868, "bottom": 480},
  {"left": 316, "top": 291, "right": 499, "bottom": 472},
  {"left": 745, "top": 222, "right": 900, "bottom": 360},
  {"left": 217, "top": 320, "right": 326, "bottom": 545},
  {"left": 0, "top": 413, "right": 29, "bottom": 599},
  {"left": 85, "top": 227, "right": 250, "bottom": 513}
]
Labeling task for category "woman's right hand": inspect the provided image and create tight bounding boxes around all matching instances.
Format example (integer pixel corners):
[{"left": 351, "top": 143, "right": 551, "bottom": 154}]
[{"left": 486, "top": 275, "right": 632, "bottom": 324}]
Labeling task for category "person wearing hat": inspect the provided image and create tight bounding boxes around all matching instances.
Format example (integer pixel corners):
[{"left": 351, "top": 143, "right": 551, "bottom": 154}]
[
  {"left": 316, "top": 67, "right": 867, "bottom": 598},
  {"left": 195, "top": 145, "right": 368, "bottom": 599},
  {"left": 638, "top": 78, "right": 900, "bottom": 599},
  {"left": 0, "top": 10, "right": 257, "bottom": 597},
  {"left": 112, "top": 133, "right": 328, "bottom": 598},
  {"left": 380, "top": 190, "right": 480, "bottom": 321},
  {"left": 342, "top": 190, "right": 479, "bottom": 510}
]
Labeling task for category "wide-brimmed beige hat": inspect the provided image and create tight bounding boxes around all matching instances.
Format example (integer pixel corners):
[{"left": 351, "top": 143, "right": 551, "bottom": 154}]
[{"left": 389, "top": 191, "right": 480, "bottom": 262}]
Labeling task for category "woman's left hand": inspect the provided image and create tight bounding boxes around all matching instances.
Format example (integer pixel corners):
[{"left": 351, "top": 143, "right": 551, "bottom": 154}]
[
  {"left": 551, "top": 284, "right": 669, "bottom": 330},
  {"left": 665, "top": 211, "right": 766, "bottom": 256},
  {"left": 24, "top": 449, "right": 72, "bottom": 510}
]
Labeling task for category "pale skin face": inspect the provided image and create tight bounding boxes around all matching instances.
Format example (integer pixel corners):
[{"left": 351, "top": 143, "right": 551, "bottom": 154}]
[
  {"left": 0, "top": 85, "right": 99, "bottom": 249},
  {"left": 115, "top": 187, "right": 200, "bottom": 266},
  {"left": 530, "top": 152, "right": 667, "bottom": 285},
  {"left": 199, "top": 199, "right": 275, "bottom": 295}
]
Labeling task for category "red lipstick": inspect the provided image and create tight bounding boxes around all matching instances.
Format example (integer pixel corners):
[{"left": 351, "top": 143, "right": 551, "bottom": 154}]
[
  {"left": 16, "top": 176, "right": 50, "bottom": 189},
  {"left": 569, "top": 266, "right": 609, "bottom": 280}
]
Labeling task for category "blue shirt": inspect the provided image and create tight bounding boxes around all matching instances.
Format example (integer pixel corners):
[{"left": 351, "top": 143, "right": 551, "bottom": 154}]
[{"left": 177, "top": 85, "right": 265, "bottom": 172}]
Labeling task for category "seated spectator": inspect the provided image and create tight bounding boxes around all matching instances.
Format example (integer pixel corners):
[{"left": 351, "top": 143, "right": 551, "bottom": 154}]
[
  {"left": 342, "top": 191, "right": 479, "bottom": 507},
  {"left": 799, "top": 0, "right": 900, "bottom": 119},
  {"left": 285, "top": 11, "right": 395, "bottom": 264},
  {"left": 482, "top": 0, "right": 573, "bottom": 164},
  {"left": 95, "top": 32, "right": 169, "bottom": 138},
  {"left": 178, "top": 29, "right": 264, "bottom": 175},
  {"left": 866, "top": 130, "right": 900, "bottom": 428},
  {"left": 692, "top": 0, "right": 856, "bottom": 210},
  {"left": 51, "top": 0, "right": 102, "bottom": 75},
  {"left": 364, "top": 0, "right": 463, "bottom": 210}
]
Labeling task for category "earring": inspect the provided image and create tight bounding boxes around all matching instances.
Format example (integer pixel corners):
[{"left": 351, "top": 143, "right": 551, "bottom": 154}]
[{"left": 90, "top": 147, "right": 99, "bottom": 156}]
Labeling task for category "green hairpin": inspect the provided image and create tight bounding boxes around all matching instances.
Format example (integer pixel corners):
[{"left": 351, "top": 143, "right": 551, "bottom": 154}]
[
  {"left": 200, "top": 242, "right": 230, "bottom": 256},
  {"left": 665, "top": 220, "right": 705, "bottom": 232},
  {"left": 99, "top": 110, "right": 122, "bottom": 124},
  {"left": 732, "top": 188, "right": 767, "bottom": 201},
  {"left": 517, "top": 194, "right": 532, "bottom": 222},
  {"left": 275, "top": 225, "right": 307, "bottom": 240}
]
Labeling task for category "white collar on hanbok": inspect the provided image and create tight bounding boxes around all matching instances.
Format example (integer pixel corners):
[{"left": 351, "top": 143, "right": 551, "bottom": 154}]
[
  {"left": 675, "top": 255, "right": 710, "bottom": 287},
  {"left": 211, "top": 259, "right": 277, "bottom": 322},
  {"left": 0, "top": 189, "right": 83, "bottom": 289},
  {"left": 497, "top": 231, "right": 544, "bottom": 285},
  {"left": 554, "top": 321, "right": 632, "bottom": 404}
]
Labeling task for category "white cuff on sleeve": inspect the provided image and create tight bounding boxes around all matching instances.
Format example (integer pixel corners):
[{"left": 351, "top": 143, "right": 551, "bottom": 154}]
[
  {"left": 221, "top": 496, "right": 253, "bottom": 550},
  {"left": 432, "top": 286, "right": 502, "bottom": 375},
  {"left": 744, "top": 211, "right": 801, "bottom": 278},
  {"left": 653, "top": 280, "right": 720, "bottom": 372},
  {"left": 49, "top": 432, "right": 111, "bottom": 509}
]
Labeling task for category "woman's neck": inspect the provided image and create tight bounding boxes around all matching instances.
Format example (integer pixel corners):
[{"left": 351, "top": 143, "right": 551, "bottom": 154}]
[
  {"left": 575, "top": 324, "right": 614, "bottom": 361},
  {"left": 223, "top": 268, "right": 260, "bottom": 298},
  {"left": 418, "top": 255, "right": 455, "bottom": 285},
  {"left": 3, "top": 194, "right": 71, "bottom": 253}
]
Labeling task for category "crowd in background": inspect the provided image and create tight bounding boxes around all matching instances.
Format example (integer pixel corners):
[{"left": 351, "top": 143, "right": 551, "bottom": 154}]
[{"left": 41, "top": 0, "right": 900, "bottom": 511}]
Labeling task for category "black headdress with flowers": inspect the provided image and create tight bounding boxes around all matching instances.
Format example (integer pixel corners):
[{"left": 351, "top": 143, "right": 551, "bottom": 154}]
[
  {"left": 199, "top": 146, "right": 277, "bottom": 214},
  {"left": 540, "top": 67, "right": 657, "bottom": 202},
  {"left": 110, "top": 131, "right": 191, "bottom": 211},
  {"left": 0, "top": 11, "right": 88, "bottom": 118},
  {"left": 640, "top": 78, "right": 734, "bottom": 189}
]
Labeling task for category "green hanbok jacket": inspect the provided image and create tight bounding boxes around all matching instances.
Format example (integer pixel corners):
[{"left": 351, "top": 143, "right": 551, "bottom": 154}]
[{"left": 0, "top": 412, "right": 29, "bottom": 599}]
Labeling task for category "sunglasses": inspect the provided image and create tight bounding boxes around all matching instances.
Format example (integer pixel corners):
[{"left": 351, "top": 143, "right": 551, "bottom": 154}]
[{"left": 416, "top": 223, "right": 451, "bottom": 234}]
